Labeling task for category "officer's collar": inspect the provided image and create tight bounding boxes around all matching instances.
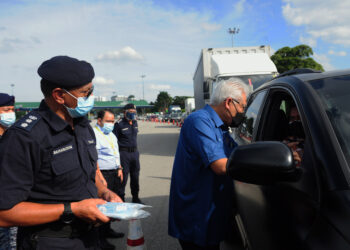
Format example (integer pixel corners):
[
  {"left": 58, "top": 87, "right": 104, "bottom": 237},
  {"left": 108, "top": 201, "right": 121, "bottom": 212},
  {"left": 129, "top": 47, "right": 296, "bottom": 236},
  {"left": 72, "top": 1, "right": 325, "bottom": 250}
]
[
  {"left": 204, "top": 104, "right": 224, "bottom": 128},
  {"left": 38, "top": 100, "right": 88, "bottom": 132}
]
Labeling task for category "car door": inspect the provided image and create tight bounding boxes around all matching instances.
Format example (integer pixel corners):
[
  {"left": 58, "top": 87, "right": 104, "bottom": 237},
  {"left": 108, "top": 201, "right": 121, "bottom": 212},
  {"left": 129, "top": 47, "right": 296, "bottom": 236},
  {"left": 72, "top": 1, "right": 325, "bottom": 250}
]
[{"left": 233, "top": 87, "right": 321, "bottom": 250}]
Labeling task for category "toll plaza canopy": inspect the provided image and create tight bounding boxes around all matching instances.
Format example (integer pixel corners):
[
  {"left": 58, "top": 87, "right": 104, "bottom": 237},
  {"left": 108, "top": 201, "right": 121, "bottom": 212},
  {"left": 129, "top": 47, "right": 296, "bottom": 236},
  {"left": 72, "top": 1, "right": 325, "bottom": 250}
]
[{"left": 15, "top": 100, "right": 152, "bottom": 111}]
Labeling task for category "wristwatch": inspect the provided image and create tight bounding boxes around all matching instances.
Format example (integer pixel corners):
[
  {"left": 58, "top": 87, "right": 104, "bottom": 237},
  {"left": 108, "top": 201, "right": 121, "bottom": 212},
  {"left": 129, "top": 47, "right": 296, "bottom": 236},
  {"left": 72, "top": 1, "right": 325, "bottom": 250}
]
[{"left": 60, "top": 203, "right": 75, "bottom": 224}]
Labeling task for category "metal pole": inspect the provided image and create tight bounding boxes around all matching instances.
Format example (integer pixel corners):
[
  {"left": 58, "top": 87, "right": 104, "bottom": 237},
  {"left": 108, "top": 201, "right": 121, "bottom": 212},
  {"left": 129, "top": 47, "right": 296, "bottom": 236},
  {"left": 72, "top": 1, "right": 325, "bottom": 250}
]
[
  {"left": 228, "top": 27, "right": 240, "bottom": 47},
  {"left": 140, "top": 75, "right": 146, "bottom": 100}
]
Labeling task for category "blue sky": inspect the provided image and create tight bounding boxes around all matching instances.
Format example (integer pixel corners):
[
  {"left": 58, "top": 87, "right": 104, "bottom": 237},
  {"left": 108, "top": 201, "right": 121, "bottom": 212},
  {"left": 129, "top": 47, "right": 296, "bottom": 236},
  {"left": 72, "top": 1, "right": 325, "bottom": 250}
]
[{"left": 0, "top": 0, "right": 349, "bottom": 102}]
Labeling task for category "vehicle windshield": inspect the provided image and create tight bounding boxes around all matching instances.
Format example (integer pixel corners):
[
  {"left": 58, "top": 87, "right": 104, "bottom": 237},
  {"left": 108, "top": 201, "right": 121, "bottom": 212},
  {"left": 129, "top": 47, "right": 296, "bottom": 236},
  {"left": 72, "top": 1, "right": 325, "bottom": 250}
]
[
  {"left": 309, "top": 75, "right": 350, "bottom": 166},
  {"left": 217, "top": 74, "right": 275, "bottom": 90}
]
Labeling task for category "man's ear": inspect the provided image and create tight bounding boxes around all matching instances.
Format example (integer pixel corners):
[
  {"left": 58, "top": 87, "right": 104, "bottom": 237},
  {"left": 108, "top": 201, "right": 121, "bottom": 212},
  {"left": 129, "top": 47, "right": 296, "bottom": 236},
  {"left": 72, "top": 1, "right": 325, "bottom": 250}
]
[
  {"left": 52, "top": 88, "right": 65, "bottom": 105},
  {"left": 224, "top": 98, "right": 231, "bottom": 110}
]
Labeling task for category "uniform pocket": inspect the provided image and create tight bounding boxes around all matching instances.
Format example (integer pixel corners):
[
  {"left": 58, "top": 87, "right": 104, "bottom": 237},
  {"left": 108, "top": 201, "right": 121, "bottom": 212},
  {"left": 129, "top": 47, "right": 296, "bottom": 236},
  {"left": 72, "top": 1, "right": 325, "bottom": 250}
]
[
  {"left": 87, "top": 145, "right": 98, "bottom": 163},
  {"left": 51, "top": 149, "right": 79, "bottom": 175}
]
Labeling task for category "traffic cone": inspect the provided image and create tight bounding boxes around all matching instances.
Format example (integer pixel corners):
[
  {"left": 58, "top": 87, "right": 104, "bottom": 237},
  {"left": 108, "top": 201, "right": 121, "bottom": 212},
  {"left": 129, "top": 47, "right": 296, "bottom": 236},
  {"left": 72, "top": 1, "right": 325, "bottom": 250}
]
[
  {"left": 127, "top": 219, "right": 146, "bottom": 250},
  {"left": 168, "top": 120, "right": 170, "bottom": 124}
]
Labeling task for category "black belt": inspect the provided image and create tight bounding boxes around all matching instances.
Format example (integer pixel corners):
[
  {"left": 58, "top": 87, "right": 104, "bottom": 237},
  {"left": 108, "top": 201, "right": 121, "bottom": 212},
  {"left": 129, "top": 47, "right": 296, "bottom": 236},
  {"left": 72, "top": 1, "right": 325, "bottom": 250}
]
[
  {"left": 119, "top": 147, "right": 137, "bottom": 152},
  {"left": 20, "top": 219, "right": 93, "bottom": 238}
]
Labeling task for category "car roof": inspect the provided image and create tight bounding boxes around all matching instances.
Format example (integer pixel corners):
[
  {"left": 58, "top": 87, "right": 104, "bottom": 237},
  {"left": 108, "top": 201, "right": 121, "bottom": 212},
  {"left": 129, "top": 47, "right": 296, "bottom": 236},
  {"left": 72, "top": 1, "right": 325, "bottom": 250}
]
[{"left": 257, "top": 68, "right": 350, "bottom": 91}]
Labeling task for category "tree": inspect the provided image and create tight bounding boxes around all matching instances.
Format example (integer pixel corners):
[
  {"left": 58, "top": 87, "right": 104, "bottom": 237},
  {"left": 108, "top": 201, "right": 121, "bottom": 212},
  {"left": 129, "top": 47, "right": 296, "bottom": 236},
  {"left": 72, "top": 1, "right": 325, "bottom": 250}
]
[
  {"left": 271, "top": 44, "right": 324, "bottom": 73},
  {"left": 155, "top": 91, "right": 172, "bottom": 112},
  {"left": 128, "top": 95, "right": 135, "bottom": 101},
  {"left": 172, "top": 96, "right": 191, "bottom": 109}
]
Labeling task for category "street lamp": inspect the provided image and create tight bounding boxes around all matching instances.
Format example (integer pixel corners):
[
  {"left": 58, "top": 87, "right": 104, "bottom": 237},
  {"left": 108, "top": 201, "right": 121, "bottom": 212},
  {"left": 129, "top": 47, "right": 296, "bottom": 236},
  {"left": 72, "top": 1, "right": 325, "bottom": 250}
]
[
  {"left": 10, "top": 84, "right": 15, "bottom": 96},
  {"left": 228, "top": 27, "right": 240, "bottom": 47},
  {"left": 140, "top": 75, "right": 146, "bottom": 100}
]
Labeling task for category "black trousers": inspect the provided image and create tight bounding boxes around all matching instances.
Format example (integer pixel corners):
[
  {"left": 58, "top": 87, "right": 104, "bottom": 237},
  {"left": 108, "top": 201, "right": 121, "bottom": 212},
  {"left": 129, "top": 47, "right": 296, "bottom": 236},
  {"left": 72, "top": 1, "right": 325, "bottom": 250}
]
[
  {"left": 100, "top": 169, "right": 122, "bottom": 234},
  {"left": 118, "top": 151, "right": 140, "bottom": 201},
  {"left": 17, "top": 227, "right": 100, "bottom": 250},
  {"left": 179, "top": 240, "right": 220, "bottom": 250}
]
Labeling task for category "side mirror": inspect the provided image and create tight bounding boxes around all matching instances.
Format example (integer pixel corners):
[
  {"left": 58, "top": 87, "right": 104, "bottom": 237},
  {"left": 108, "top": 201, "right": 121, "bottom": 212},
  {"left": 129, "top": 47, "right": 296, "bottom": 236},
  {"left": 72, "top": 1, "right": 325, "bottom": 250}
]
[{"left": 226, "top": 141, "right": 301, "bottom": 184}]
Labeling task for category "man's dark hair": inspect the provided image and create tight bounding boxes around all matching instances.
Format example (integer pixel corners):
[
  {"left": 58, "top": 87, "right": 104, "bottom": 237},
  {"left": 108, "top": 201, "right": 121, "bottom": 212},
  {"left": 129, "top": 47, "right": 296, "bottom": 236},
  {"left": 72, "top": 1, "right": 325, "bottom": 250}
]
[
  {"left": 97, "top": 109, "right": 114, "bottom": 120},
  {"left": 40, "top": 79, "right": 75, "bottom": 98}
]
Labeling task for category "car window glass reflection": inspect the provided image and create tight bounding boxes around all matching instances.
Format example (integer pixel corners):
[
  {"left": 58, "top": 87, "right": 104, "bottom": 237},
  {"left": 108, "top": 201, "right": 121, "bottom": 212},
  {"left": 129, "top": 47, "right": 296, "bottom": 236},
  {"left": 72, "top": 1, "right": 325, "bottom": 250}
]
[{"left": 237, "top": 90, "right": 267, "bottom": 143}]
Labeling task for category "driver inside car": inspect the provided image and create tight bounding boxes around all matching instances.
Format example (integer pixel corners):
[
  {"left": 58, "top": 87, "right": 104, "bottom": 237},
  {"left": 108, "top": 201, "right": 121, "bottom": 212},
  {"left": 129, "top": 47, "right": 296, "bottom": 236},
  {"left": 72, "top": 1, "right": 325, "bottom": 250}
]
[{"left": 283, "top": 106, "right": 305, "bottom": 167}]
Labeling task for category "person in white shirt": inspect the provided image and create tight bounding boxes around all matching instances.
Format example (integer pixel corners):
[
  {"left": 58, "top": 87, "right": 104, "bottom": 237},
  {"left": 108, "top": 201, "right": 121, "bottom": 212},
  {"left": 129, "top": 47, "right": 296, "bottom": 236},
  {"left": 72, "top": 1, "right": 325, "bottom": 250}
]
[{"left": 93, "top": 109, "right": 124, "bottom": 250}]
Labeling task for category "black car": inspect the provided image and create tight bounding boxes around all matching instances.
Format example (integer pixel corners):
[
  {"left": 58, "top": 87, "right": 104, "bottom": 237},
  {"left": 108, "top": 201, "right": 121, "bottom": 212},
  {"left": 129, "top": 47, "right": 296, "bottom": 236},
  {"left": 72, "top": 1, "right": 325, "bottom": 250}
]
[{"left": 227, "top": 69, "right": 350, "bottom": 250}]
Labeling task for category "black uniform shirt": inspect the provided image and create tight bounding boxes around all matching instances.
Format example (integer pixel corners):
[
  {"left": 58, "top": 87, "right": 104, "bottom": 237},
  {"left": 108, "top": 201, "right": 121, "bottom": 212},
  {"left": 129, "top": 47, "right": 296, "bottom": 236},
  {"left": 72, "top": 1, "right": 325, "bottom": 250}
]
[
  {"left": 0, "top": 100, "right": 98, "bottom": 210},
  {"left": 113, "top": 118, "right": 138, "bottom": 148}
]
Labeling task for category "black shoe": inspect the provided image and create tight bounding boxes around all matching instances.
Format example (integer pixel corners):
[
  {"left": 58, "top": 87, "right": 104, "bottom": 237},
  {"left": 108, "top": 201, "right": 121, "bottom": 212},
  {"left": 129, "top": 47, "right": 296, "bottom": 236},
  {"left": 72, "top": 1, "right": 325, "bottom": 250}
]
[
  {"left": 132, "top": 197, "right": 144, "bottom": 204},
  {"left": 100, "top": 238, "right": 115, "bottom": 250},
  {"left": 106, "top": 228, "right": 124, "bottom": 238}
]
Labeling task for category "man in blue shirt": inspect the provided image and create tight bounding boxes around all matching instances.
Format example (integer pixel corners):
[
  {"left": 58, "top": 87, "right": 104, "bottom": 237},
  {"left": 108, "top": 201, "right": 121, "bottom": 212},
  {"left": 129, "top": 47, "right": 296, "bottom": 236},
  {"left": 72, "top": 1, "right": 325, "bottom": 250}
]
[
  {"left": 93, "top": 109, "right": 124, "bottom": 250},
  {"left": 168, "top": 78, "right": 250, "bottom": 249}
]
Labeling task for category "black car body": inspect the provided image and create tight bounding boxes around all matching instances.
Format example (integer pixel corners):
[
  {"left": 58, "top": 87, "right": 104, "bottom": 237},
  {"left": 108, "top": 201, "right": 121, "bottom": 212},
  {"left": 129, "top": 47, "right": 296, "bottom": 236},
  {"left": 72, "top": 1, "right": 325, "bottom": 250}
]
[{"left": 228, "top": 69, "right": 350, "bottom": 250}]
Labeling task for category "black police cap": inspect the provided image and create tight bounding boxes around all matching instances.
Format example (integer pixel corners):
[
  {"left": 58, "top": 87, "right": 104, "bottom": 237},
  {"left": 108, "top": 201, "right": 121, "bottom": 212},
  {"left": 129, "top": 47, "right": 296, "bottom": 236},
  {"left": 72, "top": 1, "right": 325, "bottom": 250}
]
[
  {"left": 0, "top": 93, "right": 15, "bottom": 107},
  {"left": 38, "top": 56, "right": 95, "bottom": 88},
  {"left": 124, "top": 103, "right": 136, "bottom": 110}
]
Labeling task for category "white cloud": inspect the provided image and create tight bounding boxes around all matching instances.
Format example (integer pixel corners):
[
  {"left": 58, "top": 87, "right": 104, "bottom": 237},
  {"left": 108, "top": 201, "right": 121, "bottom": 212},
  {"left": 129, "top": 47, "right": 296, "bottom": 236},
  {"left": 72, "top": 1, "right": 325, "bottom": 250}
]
[
  {"left": 299, "top": 36, "right": 317, "bottom": 47},
  {"left": 282, "top": 0, "right": 350, "bottom": 46},
  {"left": 149, "top": 84, "right": 171, "bottom": 90},
  {"left": 93, "top": 76, "right": 115, "bottom": 85},
  {"left": 96, "top": 46, "right": 144, "bottom": 63},
  {"left": 328, "top": 50, "right": 347, "bottom": 56},
  {"left": 201, "top": 23, "right": 221, "bottom": 31},
  {"left": 313, "top": 53, "right": 335, "bottom": 71}
]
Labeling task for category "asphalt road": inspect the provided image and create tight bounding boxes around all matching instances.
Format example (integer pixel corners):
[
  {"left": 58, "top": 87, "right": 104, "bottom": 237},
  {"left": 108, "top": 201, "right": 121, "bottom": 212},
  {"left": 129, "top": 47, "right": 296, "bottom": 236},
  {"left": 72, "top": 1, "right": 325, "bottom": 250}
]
[{"left": 108, "top": 120, "right": 243, "bottom": 250}]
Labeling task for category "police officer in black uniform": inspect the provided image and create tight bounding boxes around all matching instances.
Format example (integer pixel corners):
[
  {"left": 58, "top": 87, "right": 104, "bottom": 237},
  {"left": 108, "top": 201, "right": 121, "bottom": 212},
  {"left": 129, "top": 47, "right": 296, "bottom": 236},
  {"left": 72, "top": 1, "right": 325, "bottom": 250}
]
[
  {"left": 113, "top": 104, "right": 142, "bottom": 203},
  {"left": 0, "top": 56, "right": 122, "bottom": 250}
]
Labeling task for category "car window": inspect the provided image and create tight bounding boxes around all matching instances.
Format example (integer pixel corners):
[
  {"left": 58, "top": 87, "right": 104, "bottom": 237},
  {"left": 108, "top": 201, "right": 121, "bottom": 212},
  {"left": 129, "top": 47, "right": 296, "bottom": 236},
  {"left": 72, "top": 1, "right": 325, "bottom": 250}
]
[
  {"left": 309, "top": 75, "right": 350, "bottom": 167},
  {"left": 236, "top": 90, "right": 267, "bottom": 143}
]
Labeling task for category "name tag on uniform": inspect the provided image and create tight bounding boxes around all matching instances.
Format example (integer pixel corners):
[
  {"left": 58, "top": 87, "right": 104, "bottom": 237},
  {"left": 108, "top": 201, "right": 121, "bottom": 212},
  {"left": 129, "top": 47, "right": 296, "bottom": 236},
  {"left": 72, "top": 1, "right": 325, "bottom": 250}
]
[
  {"left": 87, "top": 139, "right": 95, "bottom": 145},
  {"left": 122, "top": 128, "right": 128, "bottom": 131},
  {"left": 53, "top": 145, "right": 73, "bottom": 155}
]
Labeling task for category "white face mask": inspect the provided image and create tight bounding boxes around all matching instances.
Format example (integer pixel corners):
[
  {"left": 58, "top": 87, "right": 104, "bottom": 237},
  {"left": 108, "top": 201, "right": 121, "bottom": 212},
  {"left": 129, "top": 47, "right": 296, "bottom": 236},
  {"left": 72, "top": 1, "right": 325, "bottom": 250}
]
[
  {"left": 63, "top": 90, "right": 95, "bottom": 118},
  {"left": 102, "top": 122, "right": 114, "bottom": 134},
  {"left": 0, "top": 112, "right": 16, "bottom": 127}
]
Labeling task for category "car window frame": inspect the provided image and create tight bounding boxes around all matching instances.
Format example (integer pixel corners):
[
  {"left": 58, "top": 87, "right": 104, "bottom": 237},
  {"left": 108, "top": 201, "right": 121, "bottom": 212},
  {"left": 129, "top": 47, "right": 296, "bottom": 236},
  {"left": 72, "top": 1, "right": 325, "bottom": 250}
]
[{"left": 234, "top": 89, "right": 269, "bottom": 145}]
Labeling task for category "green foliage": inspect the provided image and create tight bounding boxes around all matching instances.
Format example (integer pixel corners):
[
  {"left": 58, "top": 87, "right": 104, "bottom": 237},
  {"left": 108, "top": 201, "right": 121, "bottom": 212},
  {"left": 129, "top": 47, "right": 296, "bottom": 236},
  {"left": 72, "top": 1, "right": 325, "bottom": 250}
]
[
  {"left": 128, "top": 95, "right": 135, "bottom": 100},
  {"left": 271, "top": 44, "right": 324, "bottom": 73},
  {"left": 155, "top": 91, "right": 173, "bottom": 112},
  {"left": 172, "top": 96, "right": 191, "bottom": 109}
]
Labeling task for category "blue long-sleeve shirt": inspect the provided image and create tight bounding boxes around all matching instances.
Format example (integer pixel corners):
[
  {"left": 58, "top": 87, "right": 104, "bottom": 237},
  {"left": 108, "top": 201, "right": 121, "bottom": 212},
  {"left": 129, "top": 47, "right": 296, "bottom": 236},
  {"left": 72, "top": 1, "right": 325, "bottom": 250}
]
[{"left": 93, "top": 124, "right": 121, "bottom": 170}]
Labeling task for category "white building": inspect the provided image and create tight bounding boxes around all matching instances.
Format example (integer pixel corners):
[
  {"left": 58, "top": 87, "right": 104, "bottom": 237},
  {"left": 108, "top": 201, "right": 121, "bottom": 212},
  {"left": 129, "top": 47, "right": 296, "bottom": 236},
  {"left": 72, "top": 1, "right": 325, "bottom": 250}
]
[
  {"left": 111, "top": 95, "right": 128, "bottom": 101},
  {"left": 94, "top": 96, "right": 108, "bottom": 102}
]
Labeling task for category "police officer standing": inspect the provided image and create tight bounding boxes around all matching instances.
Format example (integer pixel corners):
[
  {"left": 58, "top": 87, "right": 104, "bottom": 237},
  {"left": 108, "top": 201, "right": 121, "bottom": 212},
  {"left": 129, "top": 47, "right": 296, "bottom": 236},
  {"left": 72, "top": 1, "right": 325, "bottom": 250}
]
[
  {"left": 0, "top": 93, "right": 17, "bottom": 250},
  {"left": 0, "top": 56, "right": 122, "bottom": 250},
  {"left": 113, "top": 104, "right": 142, "bottom": 203}
]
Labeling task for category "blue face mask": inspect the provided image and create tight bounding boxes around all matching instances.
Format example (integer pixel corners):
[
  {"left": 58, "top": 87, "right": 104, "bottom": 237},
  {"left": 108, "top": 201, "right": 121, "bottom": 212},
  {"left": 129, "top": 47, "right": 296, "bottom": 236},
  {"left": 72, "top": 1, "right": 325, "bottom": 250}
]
[
  {"left": 126, "top": 112, "right": 136, "bottom": 120},
  {"left": 102, "top": 122, "right": 114, "bottom": 134},
  {"left": 64, "top": 90, "right": 95, "bottom": 118},
  {"left": 0, "top": 112, "right": 16, "bottom": 127}
]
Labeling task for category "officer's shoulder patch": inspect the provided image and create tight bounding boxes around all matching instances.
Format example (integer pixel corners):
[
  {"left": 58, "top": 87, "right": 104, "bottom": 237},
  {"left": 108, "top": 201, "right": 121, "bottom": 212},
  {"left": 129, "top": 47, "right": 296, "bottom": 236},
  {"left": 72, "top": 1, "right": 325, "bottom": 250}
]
[{"left": 15, "top": 112, "right": 42, "bottom": 132}]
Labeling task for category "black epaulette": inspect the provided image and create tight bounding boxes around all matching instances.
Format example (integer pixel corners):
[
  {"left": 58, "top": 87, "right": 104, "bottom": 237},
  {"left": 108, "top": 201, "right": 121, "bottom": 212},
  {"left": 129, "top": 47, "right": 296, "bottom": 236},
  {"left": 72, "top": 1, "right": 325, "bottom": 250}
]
[{"left": 15, "top": 112, "right": 42, "bottom": 132}]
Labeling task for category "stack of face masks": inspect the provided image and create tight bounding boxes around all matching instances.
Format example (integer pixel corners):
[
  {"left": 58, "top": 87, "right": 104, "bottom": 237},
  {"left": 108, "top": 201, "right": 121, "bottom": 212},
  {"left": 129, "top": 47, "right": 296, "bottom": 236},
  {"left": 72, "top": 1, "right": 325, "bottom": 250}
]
[{"left": 97, "top": 202, "right": 151, "bottom": 220}]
